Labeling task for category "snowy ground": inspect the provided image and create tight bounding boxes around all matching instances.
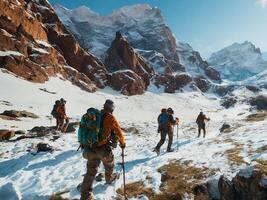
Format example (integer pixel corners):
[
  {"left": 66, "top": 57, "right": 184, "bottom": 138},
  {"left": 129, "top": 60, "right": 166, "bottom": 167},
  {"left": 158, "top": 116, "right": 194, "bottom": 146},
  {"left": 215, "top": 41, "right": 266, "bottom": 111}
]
[{"left": 0, "top": 70, "right": 266, "bottom": 200}]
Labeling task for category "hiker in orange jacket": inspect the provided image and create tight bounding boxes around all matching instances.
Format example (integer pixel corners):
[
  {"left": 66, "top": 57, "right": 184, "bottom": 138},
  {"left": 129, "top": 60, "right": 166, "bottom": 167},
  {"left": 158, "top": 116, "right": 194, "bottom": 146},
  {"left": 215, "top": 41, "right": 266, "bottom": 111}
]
[
  {"left": 56, "top": 98, "right": 69, "bottom": 132},
  {"left": 80, "top": 100, "right": 126, "bottom": 200}
]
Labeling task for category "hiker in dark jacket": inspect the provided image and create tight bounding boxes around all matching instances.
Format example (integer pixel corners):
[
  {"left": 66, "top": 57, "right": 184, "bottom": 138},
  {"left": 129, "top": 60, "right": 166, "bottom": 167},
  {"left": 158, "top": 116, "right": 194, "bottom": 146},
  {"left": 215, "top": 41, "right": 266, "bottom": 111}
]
[
  {"left": 196, "top": 112, "right": 210, "bottom": 138},
  {"left": 154, "top": 107, "right": 179, "bottom": 155},
  {"left": 157, "top": 108, "right": 167, "bottom": 133}
]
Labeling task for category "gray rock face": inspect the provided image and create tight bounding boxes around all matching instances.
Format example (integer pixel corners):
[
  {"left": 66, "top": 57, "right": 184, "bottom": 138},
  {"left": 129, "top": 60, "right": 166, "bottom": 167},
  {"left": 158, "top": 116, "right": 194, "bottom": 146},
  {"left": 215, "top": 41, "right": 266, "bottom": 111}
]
[{"left": 250, "top": 95, "right": 267, "bottom": 110}]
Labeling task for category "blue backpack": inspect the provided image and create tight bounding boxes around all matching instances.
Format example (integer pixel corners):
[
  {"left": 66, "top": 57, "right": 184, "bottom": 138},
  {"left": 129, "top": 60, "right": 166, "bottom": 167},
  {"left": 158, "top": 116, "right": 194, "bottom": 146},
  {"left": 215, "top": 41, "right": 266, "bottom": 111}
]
[
  {"left": 158, "top": 113, "right": 169, "bottom": 127},
  {"left": 78, "top": 108, "right": 102, "bottom": 148}
]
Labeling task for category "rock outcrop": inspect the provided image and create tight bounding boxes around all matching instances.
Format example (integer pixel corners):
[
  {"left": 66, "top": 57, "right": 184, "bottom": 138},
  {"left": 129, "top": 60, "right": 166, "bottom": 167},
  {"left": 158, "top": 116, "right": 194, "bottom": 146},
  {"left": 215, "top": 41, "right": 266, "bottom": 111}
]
[
  {"left": 0, "top": 130, "right": 15, "bottom": 141},
  {"left": 218, "top": 169, "right": 267, "bottom": 200},
  {"left": 108, "top": 70, "right": 147, "bottom": 96},
  {"left": 0, "top": 0, "right": 103, "bottom": 92},
  {"left": 105, "top": 32, "right": 154, "bottom": 87},
  {"left": 104, "top": 32, "right": 155, "bottom": 95},
  {"left": 249, "top": 95, "right": 267, "bottom": 110},
  {"left": 154, "top": 73, "right": 192, "bottom": 93},
  {"left": 1, "top": 110, "right": 38, "bottom": 119}
]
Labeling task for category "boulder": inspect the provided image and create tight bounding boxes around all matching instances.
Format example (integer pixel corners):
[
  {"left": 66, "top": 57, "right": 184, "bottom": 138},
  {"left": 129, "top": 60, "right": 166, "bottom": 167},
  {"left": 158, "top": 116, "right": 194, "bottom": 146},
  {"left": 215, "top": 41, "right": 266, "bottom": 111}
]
[
  {"left": 154, "top": 73, "right": 192, "bottom": 93},
  {"left": 108, "top": 70, "right": 147, "bottom": 96},
  {"left": 193, "top": 183, "right": 210, "bottom": 200},
  {"left": 65, "top": 122, "right": 79, "bottom": 133},
  {"left": 232, "top": 169, "right": 267, "bottom": 200},
  {"left": 0, "top": 130, "right": 15, "bottom": 141},
  {"left": 218, "top": 175, "right": 237, "bottom": 200},
  {"left": 15, "top": 130, "right": 26, "bottom": 135},
  {"left": 221, "top": 97, "right": 237, "bottom": 109},
  {"left": 246, "top": 85, "right": 261, "bottom": 93},
  {"left": 218, "top": 169, "right": 267, "bottom": 200},
  {"left": 36, "top": 143, "right": 53, "bottom": 153},
  {"left": 249, "top": 95, "right": 267, "bottom": 110},
  {"left": 214, "top": 85, "right": 236, "bottom": 97},
  {"left": 193, "top": 76, "right": 211, "bottom": 92},
  {"left": 29, "top": 126, "right": 55, "bottom": 136},
  {"left": 220, "top": 123, "right": 231, "bottom": 133},
  {"left": 1, "top": 110, "right": 39, "bottom": 118}
]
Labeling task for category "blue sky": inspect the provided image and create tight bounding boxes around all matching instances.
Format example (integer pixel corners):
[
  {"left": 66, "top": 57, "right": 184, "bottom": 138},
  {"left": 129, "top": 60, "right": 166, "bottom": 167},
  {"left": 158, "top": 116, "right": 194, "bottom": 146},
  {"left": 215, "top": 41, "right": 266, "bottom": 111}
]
[{"left": 49, "top": 0, "right": 267, "bottom": 58}]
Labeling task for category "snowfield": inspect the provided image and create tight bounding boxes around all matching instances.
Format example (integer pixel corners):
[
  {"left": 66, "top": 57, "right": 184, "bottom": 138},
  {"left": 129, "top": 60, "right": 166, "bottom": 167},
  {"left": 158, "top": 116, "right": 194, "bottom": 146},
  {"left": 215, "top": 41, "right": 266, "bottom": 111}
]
[{"left": 0, "top": 70, "right": 266, "bottom": 200}]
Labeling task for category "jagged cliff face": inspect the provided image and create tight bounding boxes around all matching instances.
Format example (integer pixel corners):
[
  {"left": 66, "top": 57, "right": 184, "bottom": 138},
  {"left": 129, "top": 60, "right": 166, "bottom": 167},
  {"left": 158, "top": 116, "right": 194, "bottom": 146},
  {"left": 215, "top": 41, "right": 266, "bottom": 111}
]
[
  {"left": 54, "top": 4, "right": 186, "bottom": 75},
  {"left": 54, "top": 4, "right": 221, "bottom": 93},
  {"left": 0, "top": 0, "right": 108, "bottom": 91},
  {"left": 0, "top": 0, "right": 222, "bottom": 95},
  {"left": 208, "top": 41, "right": 267, "bottom": 81},
  {"left": 54, "top": 4, "right": 179, "bottom": 63}
]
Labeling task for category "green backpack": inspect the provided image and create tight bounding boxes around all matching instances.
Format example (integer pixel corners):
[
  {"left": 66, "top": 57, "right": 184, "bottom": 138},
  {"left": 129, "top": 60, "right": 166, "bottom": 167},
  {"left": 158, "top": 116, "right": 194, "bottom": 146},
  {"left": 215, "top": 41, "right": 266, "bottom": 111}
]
[{"left": 78, "top": 108, "right": 102, "bottom": 148}]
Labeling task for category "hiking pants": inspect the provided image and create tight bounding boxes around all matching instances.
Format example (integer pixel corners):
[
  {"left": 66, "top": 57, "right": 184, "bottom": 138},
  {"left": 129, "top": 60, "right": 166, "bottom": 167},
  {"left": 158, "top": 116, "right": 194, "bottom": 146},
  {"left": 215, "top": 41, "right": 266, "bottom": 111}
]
[
  {"left": 155, "top": 129, "right": 173, "bottom": 151},
  {"left": 56, "top": 117, "right": 69, "bottom": 131},
  {"left": 80, "top": 146, "right": 114, "bottom": 200},
  {"left": 198, "top": 124, "right": 206, "bottom": 137}
]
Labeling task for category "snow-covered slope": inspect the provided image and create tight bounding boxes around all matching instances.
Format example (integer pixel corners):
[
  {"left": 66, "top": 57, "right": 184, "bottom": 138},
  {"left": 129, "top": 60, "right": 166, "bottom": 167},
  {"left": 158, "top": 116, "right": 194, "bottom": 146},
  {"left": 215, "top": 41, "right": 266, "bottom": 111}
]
[
  {"left": 0, "top": 69, "right": 266, "bottom": 199},
  {"left": 209, "top": 41, "right": 267, "bottom": 81},
  {"left": 243, "top": 68, "right": 267, "bottom": 88}
]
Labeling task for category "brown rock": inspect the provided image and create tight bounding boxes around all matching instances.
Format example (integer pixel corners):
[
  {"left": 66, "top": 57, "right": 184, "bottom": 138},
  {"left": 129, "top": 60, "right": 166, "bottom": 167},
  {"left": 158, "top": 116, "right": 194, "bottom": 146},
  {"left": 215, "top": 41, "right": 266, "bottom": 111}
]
[
  {"left": 204, "top": 66, "right": 221, "bottom": 81},
  {"left": 194, "top": 76, "right": 211, "bottom": 92},
  {"left": 108, "top": 70, "right": 147, "bottom": 96},
  {"left": 1, "top": 110, "right": 39, "bottom": 118},
  {"left": 233, "top": 170, "right": 267, "bottom": 200},
  {"left": 105, "top": 32, "right": 154, "bottom": 87},
  {"left": 0, "top": 130, "right": 15, "bottom": 141},
  {"left": 218, "top": 169, "right": 267, "bottom": 200},
  {"left": 0, "top": 0, "right": 106, "bottom": 91},
  {"left": 154, "top": 73, "right": 192, "bottom": 93},
  {"left": 218, "top": 175, "right": 237, "bottom": 200}
]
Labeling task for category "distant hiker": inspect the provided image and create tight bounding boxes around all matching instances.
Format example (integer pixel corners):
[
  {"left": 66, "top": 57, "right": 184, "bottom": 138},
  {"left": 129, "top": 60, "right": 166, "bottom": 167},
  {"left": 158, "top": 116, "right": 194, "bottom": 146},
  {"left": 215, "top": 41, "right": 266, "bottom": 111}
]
[
  {"left": 78, "top": 99, "right": 126, "bottom": 200},
  {"left": 196, "top": 112, "right": 210, "bottom": 138},
  {"left": 154, "top": 107, "right": 179, "bottom": 155},
  {"left": 51, "top": 100, "right": 61, "bottom": 127},
  {"left": 157, "top": 108, "right": 167, "bottom": 133},
  {"left": 56, "top": 98, "right": 69, "bottom": 132}
]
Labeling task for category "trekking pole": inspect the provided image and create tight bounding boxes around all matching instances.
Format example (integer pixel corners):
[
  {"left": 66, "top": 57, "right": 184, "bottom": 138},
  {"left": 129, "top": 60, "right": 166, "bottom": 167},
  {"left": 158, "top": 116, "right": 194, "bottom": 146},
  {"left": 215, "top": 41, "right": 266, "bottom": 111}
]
[
  {"left": 77, "top": 144, "right": 81, "bottom": 152},
  {"left": 121, "top": 148, "right": 127, "bottom": 200},
  {"left": 177, "top": 124, "right": 179, "bottom": 151}
]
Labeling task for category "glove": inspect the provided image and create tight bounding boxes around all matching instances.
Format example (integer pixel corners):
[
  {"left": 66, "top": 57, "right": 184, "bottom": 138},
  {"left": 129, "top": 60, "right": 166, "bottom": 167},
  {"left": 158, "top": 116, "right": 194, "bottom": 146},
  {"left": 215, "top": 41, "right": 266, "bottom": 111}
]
[
  {"left": 175, "top": 117, "right": 180, "bottom": 125},
  {"left": 120, "top": 143, "right": 126, "bottom": 149}
]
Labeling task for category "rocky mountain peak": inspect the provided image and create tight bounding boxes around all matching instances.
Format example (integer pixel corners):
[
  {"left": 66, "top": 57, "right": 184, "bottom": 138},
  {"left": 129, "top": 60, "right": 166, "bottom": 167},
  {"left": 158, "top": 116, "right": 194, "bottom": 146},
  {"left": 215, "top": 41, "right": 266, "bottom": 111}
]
[
  {"left": 208, "top": 41, "right": 267, "bottom": 81},
  {"left": 105, "top": 31, "right": 154, "bottom": 89}
]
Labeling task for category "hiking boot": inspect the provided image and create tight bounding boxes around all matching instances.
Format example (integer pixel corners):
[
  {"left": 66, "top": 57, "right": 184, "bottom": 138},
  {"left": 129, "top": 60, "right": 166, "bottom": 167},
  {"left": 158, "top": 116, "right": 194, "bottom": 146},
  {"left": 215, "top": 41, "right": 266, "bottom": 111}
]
[
  {"left": 153, "top": 148, "right": 160, "bottom": 156},
  {"left": 106, "top": 173, "right": 118, "bottom": 184},
  {"left": 167, "top": 148, "right": 174, "bottom": 153},
  {"left": 80, "top": 192, "right": 94, "bottom": 200},
  {"left": 95, "top": 173, "right": 104, "bottom": 182}
]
